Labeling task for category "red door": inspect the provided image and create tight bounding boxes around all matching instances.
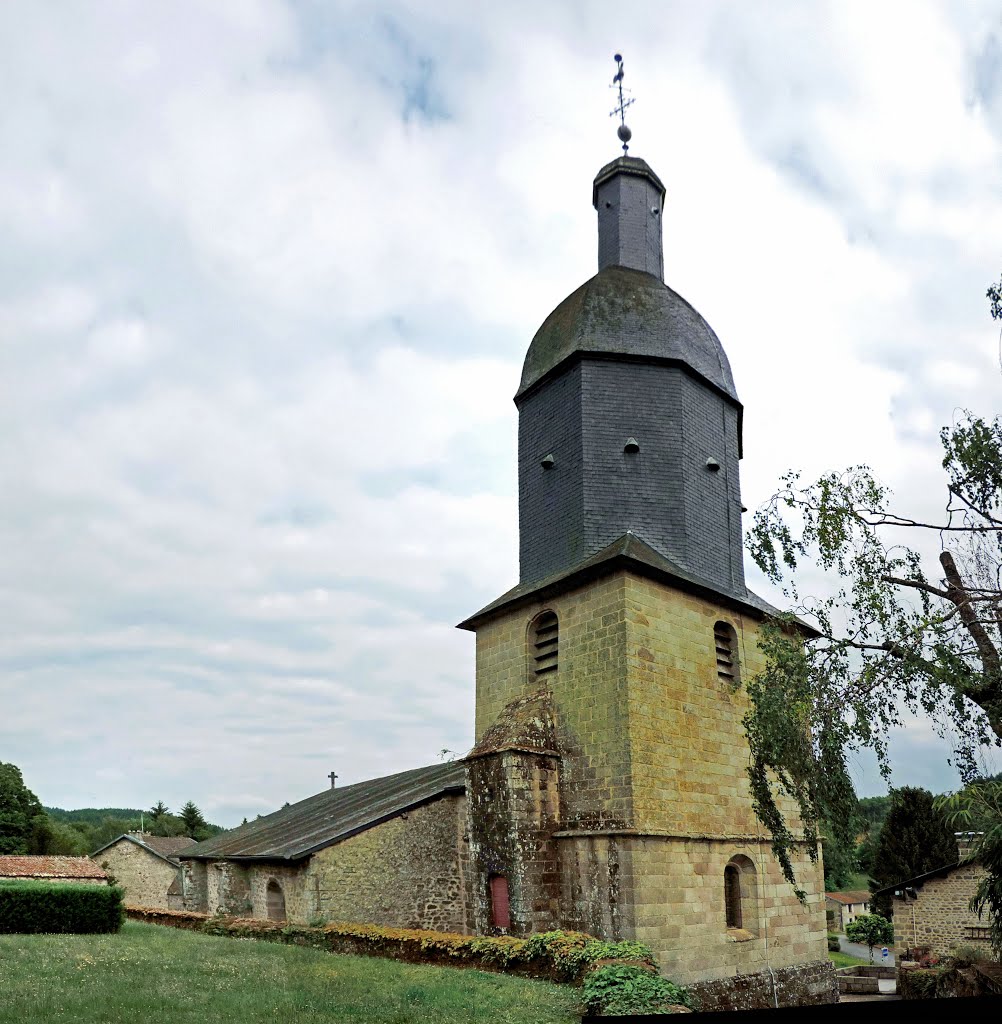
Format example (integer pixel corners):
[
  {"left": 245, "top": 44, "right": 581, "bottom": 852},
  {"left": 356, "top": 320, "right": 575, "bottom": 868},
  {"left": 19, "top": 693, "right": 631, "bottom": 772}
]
[{"left": 489, "top": 875, "right": 510, "bottom": 930}]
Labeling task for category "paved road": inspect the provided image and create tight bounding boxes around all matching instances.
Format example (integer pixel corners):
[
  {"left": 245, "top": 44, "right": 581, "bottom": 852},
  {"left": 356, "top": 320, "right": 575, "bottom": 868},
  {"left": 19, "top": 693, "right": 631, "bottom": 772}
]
[{"left": 838, "top": 935, "right": 895, "bottom": 966}]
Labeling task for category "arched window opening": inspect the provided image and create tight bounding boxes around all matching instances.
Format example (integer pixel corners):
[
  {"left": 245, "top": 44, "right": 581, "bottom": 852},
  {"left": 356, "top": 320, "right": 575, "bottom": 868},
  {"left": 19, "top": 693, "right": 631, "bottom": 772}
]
[
  {"left": 714, "top": 621, "right": 739, "bottom": 685},
  {"left": 489, "top": 874, "right": 511, "bottom": 930},
  {"left": 266, "top": 878, "right": 287, "bottom": 922},
  {"left": 724, "top": 855, "right": 758, "bottom": 936},
  {"left": 531, "top": 611, "right": 559, "bottom": 678},
  {"left": 724, "top": 865, "right": 742, "bottom": 929}
]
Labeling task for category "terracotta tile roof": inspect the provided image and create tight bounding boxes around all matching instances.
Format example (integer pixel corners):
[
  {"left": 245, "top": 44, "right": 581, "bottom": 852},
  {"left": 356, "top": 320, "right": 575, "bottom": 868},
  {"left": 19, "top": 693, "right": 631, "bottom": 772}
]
[
  {"left": 0, "top": 856, "right": 109, "bottom": 880},
  {"left": 826, "top": 890, "right": 871, "bottom": 905}
]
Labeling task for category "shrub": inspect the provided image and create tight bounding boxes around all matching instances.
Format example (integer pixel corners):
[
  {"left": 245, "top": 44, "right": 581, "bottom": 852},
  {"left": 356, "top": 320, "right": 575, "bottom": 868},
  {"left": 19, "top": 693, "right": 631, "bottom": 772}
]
[
  {"left": 949, "top": 944, "right": 994, "bottom": 968},
  {"left": 583, "top": 964, "right": 692, "bottom": 1015},
  {"left": 124, "top": 910, "right": 661, "bottom": 986},
  {"left": 827, "top": 932, "right": 841, "bottom": 952},
  {"left": 0, "top": 881, "right": 123, "bottom": 934}
]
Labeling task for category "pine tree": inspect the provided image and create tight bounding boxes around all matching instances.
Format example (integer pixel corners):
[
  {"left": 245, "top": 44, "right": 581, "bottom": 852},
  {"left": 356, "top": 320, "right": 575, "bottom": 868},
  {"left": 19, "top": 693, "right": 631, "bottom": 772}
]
[
  {"left": 148, "top": 800, "right": 169, "bottom": 820},
  {"left": 179, "top": 801, "right": 210, "bottom": 840},
  {"left": 868, "top": 787, "right": 957, "bottom": 917}
]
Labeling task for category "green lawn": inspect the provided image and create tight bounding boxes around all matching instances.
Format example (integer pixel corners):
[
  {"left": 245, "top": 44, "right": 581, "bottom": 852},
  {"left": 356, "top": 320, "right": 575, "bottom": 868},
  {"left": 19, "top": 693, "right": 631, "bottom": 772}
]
[
  {"left": 829, "top": 950, "right": 872, "bottom": 969},
  {"left": 0, "top": 921, "right": 582, "bottom": 1024}
]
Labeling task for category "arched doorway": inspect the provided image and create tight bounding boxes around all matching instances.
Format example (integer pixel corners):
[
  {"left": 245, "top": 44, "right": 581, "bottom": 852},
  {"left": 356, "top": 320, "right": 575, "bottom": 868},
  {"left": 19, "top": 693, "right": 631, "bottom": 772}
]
[{"left": 266, "top": 878, "right": 286, "bottom": 922}]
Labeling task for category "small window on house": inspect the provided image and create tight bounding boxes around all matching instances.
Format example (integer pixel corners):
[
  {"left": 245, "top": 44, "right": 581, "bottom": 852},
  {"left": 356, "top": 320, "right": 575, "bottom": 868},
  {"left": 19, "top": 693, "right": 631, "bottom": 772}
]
[
  {"left": 266, "top": 878, "right": 286, "bottom": 922},
  {"left": 489, "top": 874, "right": 511, "bottom": 930},
  {"left": 714, "top": 621, "right": 739, "bottom": 684},
  {"left": 531, "top": 611, "right": 559, "bottom": 677},
  {"left": 724, "top": 865, "right": 742, "bottom": 929}
]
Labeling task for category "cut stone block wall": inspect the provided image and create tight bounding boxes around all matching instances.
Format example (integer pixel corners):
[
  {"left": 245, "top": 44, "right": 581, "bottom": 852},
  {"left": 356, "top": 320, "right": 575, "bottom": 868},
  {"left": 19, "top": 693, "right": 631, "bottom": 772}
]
[{"left": 471, "top": 569, "right": 827, "bottom": 986}]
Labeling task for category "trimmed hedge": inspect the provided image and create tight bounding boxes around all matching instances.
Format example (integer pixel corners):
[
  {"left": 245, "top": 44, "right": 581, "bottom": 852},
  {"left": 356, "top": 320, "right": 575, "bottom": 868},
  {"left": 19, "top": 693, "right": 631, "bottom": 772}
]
[
  {"left": 125, "top": 908, "right": 660, "bottom": 985},
  {"left": 0, "top": 882, "right": 124, "bottom": 934}
]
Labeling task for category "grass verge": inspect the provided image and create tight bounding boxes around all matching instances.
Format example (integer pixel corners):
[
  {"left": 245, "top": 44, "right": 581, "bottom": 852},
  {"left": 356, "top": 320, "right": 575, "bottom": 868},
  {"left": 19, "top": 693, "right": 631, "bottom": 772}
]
[
  {"left": 829, "top": 950, "right": 873, "bottom": 968},
  {"left": 0, "top": 920, "right": 582, "bottom": 1024}
]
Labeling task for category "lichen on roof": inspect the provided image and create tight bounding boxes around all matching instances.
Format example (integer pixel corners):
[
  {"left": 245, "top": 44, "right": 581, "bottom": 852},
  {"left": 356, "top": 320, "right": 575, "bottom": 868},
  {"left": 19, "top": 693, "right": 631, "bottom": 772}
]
[
  {"left": 178, "top": 760, "right": 465, "bottom": 862},
  {"left": 466, "top": 690, "right": 558, "bottom": 760},
  {"left": 517, "top": 265, "right": 739, "bottom": 403}
]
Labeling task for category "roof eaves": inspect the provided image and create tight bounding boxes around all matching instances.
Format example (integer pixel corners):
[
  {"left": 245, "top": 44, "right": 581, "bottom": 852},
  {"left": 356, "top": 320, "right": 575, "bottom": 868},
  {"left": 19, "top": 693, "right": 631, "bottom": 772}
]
[
  {"left": 294, "top": 784, "right": 466, "bottom": 860},
  {"left": 457, "top": 533, "right": 811, "bottom": 634},
  {"left": 90, "top": 833, "right": 180, "bottom": 868},
  {"left": 871, "top": 861, "right": 962, "bottom": 898},
  {"left": 179, "top": 785, "right": 467, "bottom": 863}
]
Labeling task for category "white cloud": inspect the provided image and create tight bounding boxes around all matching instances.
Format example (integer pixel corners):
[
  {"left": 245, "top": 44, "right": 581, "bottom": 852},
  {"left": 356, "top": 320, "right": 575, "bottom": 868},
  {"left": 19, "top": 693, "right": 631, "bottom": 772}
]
[{"left": 2, "top": 1, "right": 1000, "bottom": 822}]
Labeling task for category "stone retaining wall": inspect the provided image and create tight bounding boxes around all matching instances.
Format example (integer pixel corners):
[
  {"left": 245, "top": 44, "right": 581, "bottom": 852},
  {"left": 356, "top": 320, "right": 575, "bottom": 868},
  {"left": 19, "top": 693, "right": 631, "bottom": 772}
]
[{"left": 689, "top": 959, "right": 837, "bottom": 1011}]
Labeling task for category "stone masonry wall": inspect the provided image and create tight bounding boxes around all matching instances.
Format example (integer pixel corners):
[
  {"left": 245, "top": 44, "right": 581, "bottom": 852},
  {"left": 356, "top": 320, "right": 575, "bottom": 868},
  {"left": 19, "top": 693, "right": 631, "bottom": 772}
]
[
  {"left": 466, "top": 751, "right": 561, "bottom": 936},
  {"left": 892, "top": 865, "right": 987, "bottom": 958},
  {"left": 629, "top": 837, "right": 827, "bottom": 981},
  {"left": 690, "top": 959, "right": 837, "bottom": 1011},
  {"left": 305, "top": 794, "right": 470, "bottom": 932},
  {"left": 94, "top": 838, "right": 180, "bottom": 909},
  {"left": 474, "top": 573, "right": 632, "bottom": 828},
  {"left": 181, "top": 859, "right": 207, "bottom": 911},
  {"left": 471, "top": 568, "right": 826, "bottom": 982},
  {"left": 622, "top": 575, "right": 800, "bottom": 835},
  {"left": 246, "top": 863, "right": 308, "bottom": 921}
]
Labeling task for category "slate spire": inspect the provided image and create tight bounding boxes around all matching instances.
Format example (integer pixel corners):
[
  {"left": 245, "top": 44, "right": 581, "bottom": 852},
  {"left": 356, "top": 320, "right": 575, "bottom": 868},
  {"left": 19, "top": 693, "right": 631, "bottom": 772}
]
[{"left": 593, "top": 156, "right": 666, "bottom": 280}]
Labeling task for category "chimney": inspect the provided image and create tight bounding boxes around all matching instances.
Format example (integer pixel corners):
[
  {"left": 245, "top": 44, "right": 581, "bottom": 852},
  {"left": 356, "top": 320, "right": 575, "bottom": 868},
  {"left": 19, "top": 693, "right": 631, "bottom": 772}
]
[
  {"left": 955, "top": 831, "right": 982, "bottom": 861},
  {"left": 593, "top": 156, "right": 666, "bottom": 280}
]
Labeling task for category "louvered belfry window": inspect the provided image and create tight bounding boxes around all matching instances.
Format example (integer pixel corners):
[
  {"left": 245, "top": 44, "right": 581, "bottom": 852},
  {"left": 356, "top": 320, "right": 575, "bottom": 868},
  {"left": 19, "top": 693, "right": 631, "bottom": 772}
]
[
  {"left": 489, "top": 875, "right": 511, "bottom": 930},
  {"left": 724, "top": 865, "right": 742, "bottom": 929},
  {"left": 533, "top": 611, "right": 559, "bottom": 677},
  {"left": 714, "top": 621, "right": 739, "bottom": 684}
]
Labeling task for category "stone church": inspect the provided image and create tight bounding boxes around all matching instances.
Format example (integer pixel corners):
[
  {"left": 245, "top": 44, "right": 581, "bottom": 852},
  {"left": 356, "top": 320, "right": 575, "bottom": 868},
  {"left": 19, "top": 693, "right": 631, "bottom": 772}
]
[{"left": 179, "top": 150, "right": 833, "bottom": 1006}]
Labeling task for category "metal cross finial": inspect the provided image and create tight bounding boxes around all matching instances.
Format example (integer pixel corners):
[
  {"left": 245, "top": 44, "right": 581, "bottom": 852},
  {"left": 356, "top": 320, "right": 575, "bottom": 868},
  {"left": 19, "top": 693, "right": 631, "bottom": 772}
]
[
  {"left": 329, "top": 771, "right": 338, "bottom": 789},
  {"left": 609, "top": 53, "right": 634, "bottom": 154}
]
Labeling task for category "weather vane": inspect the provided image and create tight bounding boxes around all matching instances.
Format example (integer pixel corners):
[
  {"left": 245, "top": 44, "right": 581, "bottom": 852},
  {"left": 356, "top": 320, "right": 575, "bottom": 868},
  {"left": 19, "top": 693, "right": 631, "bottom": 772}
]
[{"left": 609, "top": 53, "right": 634, "bottom": 154}]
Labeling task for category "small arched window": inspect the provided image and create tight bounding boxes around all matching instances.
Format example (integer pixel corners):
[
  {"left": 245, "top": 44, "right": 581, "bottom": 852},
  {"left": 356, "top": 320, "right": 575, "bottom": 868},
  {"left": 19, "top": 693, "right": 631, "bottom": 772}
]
[
  {"left": 489, "top": 874, "right": 511, "bottom": 930},
  {"left": 714, "top": 621, "right": 739, "bottom": 685},
  {"left": 531, "top": 611, "right": 559, "bottom": 678},
  {"left": 266, "top": 878, "right": 286, "bottom": 922},
  {"left": 724, "top": 865, "right": 742, "bottom": 929},
  {"left": 724, "top": 855, "right": 757, "bottom": 935}
]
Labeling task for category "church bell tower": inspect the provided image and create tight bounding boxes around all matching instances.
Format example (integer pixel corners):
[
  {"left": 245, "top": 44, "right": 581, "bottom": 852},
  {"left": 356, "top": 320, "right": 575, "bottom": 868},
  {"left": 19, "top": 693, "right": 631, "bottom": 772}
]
[{"left": 459, "top": 60, "right": 832, "bottom": 1006}]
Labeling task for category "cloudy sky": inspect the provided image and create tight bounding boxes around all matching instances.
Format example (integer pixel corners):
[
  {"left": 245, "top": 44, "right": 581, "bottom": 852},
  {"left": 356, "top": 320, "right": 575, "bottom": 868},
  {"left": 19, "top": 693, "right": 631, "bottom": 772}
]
[{"left": 3, "top": 1, "right": 1001, "bottom": 826}]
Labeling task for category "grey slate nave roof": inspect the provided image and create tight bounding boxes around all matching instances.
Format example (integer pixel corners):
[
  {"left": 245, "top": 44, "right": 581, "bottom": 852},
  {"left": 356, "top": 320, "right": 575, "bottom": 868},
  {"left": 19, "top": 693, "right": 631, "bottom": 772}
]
[{"left": 178, "top": 760, "right": 465, "bottom": 862}]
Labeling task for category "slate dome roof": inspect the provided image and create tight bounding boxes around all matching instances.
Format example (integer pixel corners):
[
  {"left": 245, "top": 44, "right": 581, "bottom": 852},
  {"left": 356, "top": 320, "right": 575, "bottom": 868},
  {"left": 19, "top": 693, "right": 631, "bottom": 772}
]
[{"left": 516, "top": 264, "right": 738, "bottom": 403}]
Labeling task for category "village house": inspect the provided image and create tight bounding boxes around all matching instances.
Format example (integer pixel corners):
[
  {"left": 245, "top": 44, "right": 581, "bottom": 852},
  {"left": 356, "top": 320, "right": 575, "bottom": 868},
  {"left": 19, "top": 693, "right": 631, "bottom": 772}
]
[
  {"left": 872, "top": 833, "right": 988, "bottom": 959},
  {"left": 0, "top": 855, "right": 109, "bottom": 885},
  {"left": 91, "top": 832, "right": 196, "bottom": 910},
  {"left": 180, "top": 144, "right": 835, "bottom": 1009},
  {"left": 825, "top": 891, "right": 871, "bottom": 932}
]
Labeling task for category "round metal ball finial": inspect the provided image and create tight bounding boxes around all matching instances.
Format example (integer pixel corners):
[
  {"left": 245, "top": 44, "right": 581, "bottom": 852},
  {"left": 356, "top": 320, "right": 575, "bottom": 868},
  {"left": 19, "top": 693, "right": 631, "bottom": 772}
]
[{"left": 617, "top": 124, "right": 632, "bottom": 145}]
